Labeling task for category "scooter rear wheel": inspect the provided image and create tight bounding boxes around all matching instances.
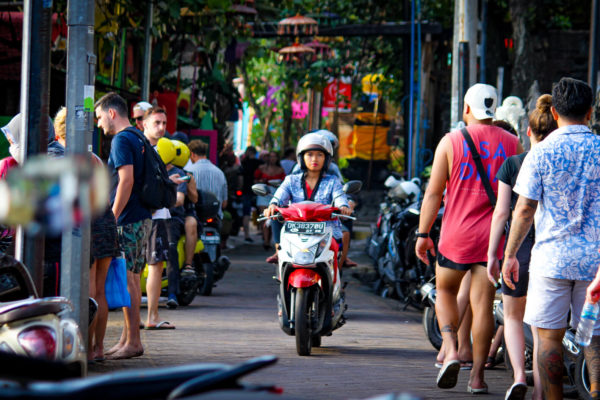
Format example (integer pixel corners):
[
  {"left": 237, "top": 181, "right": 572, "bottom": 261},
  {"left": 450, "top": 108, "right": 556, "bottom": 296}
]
[
  {"left": 199, "top": 262, "right": 214, "bottom": 296},
  {"left": 295, "top": 287, "right": 313, "bottom": 356}
]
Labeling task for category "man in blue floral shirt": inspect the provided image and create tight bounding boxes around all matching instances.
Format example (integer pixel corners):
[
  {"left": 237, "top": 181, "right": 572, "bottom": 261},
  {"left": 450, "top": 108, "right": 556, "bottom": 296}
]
[{"left": 504, "top": 77, "right": 600, "bottom": 399}]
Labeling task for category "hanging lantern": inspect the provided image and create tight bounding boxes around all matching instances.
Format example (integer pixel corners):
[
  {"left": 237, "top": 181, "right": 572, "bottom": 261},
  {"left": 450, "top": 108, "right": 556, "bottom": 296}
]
[
  {"left": 305, "top": 39, "right": 331, "bottom": 61},
  {"left": 277, "top": 42, "right": 316, "bottom": 64},
  {"left": 277, "top": 14, "right": 318, "bottom": 36}
]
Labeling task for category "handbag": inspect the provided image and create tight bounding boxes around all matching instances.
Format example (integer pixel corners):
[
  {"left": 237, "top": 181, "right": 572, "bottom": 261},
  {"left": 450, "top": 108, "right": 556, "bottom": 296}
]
[{"left": 105, "top": 257, "right": 131, "bottom": 309}]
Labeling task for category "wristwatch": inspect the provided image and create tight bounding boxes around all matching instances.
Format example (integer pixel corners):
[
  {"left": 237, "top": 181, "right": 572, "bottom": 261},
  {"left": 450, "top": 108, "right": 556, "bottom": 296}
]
[{"left": 415, "top": 231, "right": 429, "bottom": 238}]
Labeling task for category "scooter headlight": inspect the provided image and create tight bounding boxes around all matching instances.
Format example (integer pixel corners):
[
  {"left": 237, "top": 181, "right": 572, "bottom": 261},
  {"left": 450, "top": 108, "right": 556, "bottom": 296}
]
[{"left": 293, "top": 249, "right": 315, "bottom": 265}]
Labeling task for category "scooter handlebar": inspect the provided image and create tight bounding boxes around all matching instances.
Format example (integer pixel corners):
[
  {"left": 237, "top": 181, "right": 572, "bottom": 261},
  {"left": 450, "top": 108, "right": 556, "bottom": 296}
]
[{"left": 331, "top": 213, "right": 357, "bottom": 221}]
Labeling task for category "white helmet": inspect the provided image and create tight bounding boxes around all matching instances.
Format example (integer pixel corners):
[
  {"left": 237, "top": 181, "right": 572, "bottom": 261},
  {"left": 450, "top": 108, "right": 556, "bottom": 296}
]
[
  {"left": 296, "top": 132, "right": 333, "bottom": 171},
  {"left": 311, "top": 129, "right": 339, "bottom": 151}
]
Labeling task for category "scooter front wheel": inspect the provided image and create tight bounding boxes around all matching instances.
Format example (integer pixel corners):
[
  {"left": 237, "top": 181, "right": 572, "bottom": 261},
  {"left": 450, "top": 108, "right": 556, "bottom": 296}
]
[{"left": 295, "top": 287, "right": 313, "bottom": 356}]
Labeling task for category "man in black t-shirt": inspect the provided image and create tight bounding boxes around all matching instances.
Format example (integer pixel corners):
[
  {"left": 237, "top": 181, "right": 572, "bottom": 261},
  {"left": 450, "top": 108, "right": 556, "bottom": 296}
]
[{"left": 239, "top": 146, "right": 263, "bottom": 242}]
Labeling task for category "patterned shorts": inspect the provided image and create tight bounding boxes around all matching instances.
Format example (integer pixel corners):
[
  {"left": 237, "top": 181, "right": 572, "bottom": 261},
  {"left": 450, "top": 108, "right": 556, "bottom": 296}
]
[
  {"left": 146, "top": 219, "right": 170, "bottom": 264},
  {"left": 117, "top": 219, "right": 151, "bottom": 273}
]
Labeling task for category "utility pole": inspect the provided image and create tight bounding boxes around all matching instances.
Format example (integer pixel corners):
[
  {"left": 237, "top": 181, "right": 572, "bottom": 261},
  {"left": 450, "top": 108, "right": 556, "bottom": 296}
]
[
  {"left": 141, "top": 1, "right": 153, "bottom": 101},
  {"left": 15, "top": 0, "right": 53, "bottom": 292},
  {"left": 62, "top": 0, "right": 96, "bottom": 341},
  {"left": 589, "top": 0, "right": 600, "bottom": 95},
  {"left": 451, "top": 0, "right": 478, "bottom": 127}
]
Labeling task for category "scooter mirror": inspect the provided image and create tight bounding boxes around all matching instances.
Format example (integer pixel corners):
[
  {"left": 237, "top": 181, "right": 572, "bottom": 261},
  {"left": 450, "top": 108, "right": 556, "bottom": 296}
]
[
  {"left": 252, "top": 183, "right": 269, "bottom": 196},
  {"left": 267, "top": 179, "right": 282, "bottom": 187},
  {"left": 342, "top": 180, "right": 362, "bottom": 195}
]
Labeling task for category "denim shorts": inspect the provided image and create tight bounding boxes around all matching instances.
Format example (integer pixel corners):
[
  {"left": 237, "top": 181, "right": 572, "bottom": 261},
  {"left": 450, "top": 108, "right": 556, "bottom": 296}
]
[
  {"left": 117, "top": 219, "right": 151, "bottom": 273},
  {"left": 91, "top": 208, "right": 120, "bottom": 262}
]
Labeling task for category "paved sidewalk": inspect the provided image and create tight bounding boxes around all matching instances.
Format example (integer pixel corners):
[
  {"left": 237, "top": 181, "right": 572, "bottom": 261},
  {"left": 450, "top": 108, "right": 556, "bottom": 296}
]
[{"left": 90, "top": 230, "right": 514, "bottom": 399}]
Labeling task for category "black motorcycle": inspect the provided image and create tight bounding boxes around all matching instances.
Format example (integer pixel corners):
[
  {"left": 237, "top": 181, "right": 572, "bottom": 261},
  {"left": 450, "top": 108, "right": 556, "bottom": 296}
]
[{"left": 194, "top": 191, "right": 231, "bottom": 297}]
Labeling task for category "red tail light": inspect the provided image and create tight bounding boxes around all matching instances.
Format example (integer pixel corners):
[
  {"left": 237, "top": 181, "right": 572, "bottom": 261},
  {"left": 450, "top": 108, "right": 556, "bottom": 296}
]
[
  {"left": 376, "top": 215, "right": 382, "bottom": 229},
  {"left": 206, "top": 218, "right": 214, "bottom": 223},
  {"left": 236, "top": 190, "right": 242, "bottom": 196},
  {"left": 206, "top": 232, "right": 214, "bottom": 236},
  {"left": 18, "top": 326, "right": 56, "bottom": 359}
]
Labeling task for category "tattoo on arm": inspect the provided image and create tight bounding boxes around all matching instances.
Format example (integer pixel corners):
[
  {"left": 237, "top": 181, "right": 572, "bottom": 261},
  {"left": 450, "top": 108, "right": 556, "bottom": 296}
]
[
  {"left": 505, "top": 196, "right": 537, "bottom": 257},
  {"left": 584, "top": 336, "right": 600, "bottom": 396}
]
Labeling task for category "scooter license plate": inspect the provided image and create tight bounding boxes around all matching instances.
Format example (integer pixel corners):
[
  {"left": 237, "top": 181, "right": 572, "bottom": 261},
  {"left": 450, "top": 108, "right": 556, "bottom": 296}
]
[{"left": 285, "top": 222, "right": 325, "bottom": 234}]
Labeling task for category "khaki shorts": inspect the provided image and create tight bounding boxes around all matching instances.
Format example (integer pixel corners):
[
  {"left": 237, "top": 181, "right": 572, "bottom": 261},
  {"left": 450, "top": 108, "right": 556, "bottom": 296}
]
[
  {"left": 524, "top": 275, "right": 600, "bottom": 334},
  {"left": 117, "top": 219, "right": 151, "bottom": 273}
]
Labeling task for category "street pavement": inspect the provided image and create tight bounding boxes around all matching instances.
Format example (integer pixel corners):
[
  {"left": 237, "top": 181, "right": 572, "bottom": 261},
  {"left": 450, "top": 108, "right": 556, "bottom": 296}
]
[{"left": 90, "top": 230, "right": 514, "bottom": 399}]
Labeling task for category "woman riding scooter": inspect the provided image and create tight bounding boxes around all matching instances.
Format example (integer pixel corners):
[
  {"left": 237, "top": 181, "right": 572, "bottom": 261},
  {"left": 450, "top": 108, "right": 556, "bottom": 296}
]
[{"left": 263, "top": 133, "right": 352, "bottom": 266}]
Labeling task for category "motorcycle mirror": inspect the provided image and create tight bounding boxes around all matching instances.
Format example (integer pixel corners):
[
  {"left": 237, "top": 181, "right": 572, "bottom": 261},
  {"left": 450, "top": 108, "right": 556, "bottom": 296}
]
[
  {"left": 252, "top": 184, "right": 269, "bottom": 196},
  {"left": 267, "top": 179, "right": 282, "bottom": 188},
  {"left": 342, "top": 180, "right": 362, "bottom": 195}
]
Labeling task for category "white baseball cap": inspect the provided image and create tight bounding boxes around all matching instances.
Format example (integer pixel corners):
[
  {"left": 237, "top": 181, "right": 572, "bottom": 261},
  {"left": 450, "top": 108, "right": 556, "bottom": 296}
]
[
  {"left": 464, "top": 83, "right": 497, "bottom": 120},
  {"left": 133, "top": 101, "right": 153, "bottom": 112}
]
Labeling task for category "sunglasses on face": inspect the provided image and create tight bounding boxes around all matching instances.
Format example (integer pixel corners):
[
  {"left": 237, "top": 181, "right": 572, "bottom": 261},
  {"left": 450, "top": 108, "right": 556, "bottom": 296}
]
[{"left": 134, "top": 116, "right": 144, "bottom": 122}]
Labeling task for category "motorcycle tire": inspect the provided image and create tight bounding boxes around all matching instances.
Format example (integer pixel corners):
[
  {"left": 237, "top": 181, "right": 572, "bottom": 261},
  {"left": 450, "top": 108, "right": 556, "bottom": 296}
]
[
  {"left": 423, "top": 306, "right": 442, "bottom": 350},
  {"left": 574, "top": 352, "right": 592, "bottom": 400},
  {"left": 199, "top": 262, "right": 214, "bottom": 296},
  {"left": 312, "top": 334, "right": 322, "bottom": 348},
  {"left": 295, "top": 287, "right": 313, "bottom": 356},
  {"left": 178, "top": 271, "right": 200, "bottom": 306}
]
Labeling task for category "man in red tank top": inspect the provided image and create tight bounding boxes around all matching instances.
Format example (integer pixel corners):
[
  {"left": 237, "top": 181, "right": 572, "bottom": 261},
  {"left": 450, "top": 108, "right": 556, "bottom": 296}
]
[{"left": 415, "top": 84, "right": 522, "bottom": 393}]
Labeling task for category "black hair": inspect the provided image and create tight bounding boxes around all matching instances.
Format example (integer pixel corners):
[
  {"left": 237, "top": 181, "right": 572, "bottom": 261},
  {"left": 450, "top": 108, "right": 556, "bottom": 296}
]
[
  {"left": 283, "top": 147, "right": 296, "bottom": 159},
  {"left": 492, "top": 120, "right": 518, "bottom": 136},
  {"left": 552, "top": 77, "right": 593, "bottom": 120},
  {"left": 94, "top": 92, "right": 128, "bottom": 118}
]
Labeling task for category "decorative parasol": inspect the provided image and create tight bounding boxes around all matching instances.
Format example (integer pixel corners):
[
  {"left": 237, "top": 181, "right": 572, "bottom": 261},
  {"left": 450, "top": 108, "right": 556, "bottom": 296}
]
[
  {"left": 278, "top": 42, "right": 315, "bottom": 63},
  {"left": 277, "top": 14, "right": 318, "bottom": 36},
  {"left": 305, "top": 39, "right": 331, "bottom": 60}
]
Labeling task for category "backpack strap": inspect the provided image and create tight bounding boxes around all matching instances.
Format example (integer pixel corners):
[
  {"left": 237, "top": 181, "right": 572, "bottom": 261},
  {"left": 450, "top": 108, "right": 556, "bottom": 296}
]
[{"left": 460, "top": 127, "right": 496, "bottom": 208}]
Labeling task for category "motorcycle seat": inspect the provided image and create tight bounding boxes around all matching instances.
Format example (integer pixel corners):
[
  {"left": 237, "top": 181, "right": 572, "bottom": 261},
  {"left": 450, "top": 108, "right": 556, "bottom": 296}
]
[{"left": 0, "top": 297, "right": 71, "bottom": 325}]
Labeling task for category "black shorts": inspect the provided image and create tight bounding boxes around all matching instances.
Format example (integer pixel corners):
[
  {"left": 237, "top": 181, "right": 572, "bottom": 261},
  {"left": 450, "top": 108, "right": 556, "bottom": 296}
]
[
  {"left": 91, "top": 208, "right": 120, "bottom": 262},
  {"left": 501, "top": 235, "right": 533, "bottom": 298},
  {"left": 437, "top": 250, "right": 485, "bottom": 271},
  {"left": 146, "top": 219, "right": 170, "bottom": 264}
]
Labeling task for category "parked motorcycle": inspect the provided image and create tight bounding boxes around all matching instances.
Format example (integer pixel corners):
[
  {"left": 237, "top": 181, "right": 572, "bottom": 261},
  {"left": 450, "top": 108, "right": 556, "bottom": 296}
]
[
  {"left": 253, "top": 180, "right": 362, "bottom": 356},
  {"left": 0, "top": 351, "right": 279, "bottom": 399},
  {"left": 196, "top": 191, "right": 231, "bottom": 296},
  {"left": 366, "top": 175, "right": 421, "bottom": 263},
  {"left": 0, "top": 253, "right": 86, "bottom": 376}
]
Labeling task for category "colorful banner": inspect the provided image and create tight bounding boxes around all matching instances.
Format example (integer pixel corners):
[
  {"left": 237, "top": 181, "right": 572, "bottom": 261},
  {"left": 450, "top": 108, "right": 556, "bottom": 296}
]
[{"left": 322, "top": 77, "right": 352, "bottom": 113}]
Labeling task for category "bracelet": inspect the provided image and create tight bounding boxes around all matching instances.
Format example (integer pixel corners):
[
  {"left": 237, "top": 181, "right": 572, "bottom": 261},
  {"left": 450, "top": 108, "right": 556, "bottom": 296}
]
[{"left": 415, "top": 231, "right": 429, "bottom": 239}]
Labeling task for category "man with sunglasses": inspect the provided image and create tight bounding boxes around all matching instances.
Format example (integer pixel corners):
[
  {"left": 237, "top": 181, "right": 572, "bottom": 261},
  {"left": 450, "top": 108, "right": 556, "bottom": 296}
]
[{"left": 132, "top": 101, "right": 152, "bottom": 132}]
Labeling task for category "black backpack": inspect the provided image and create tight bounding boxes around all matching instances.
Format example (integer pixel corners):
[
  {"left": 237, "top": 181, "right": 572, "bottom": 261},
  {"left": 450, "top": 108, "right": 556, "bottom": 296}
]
[{"left": 126, "top": 128, "right": 177, "bottom": 211}]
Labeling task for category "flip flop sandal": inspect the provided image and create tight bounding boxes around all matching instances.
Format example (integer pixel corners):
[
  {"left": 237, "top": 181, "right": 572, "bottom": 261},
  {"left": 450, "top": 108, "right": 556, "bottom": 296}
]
[
  {"left": 144, "top": 320, "right": 176, "bottom": 330},
  {"left": 505, "top": 382, "right": 527, "bottom": 400},
  {"left": 467, "top": 383, "right": 489, "bottom": 394},
  {"left": 437, "top": 360, "right": 460, "bottom": 389},
  {"left": 460, "top": 360, "right": 473, "bottom": 370}
]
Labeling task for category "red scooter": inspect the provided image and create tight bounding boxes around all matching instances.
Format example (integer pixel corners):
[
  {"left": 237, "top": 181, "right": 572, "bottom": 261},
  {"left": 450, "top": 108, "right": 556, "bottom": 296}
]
[{"left": 254, "top": 181, "right": 361, "bottom": 356}]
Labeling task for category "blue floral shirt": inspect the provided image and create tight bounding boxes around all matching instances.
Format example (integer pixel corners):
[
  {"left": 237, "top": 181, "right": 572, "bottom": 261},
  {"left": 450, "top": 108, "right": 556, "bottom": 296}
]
[
  {"left": 514, "top": 124, "right": 600, "bottom": 281},
  {"left": 271, "top": 173, "right": 349, "bottom": 239}
]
